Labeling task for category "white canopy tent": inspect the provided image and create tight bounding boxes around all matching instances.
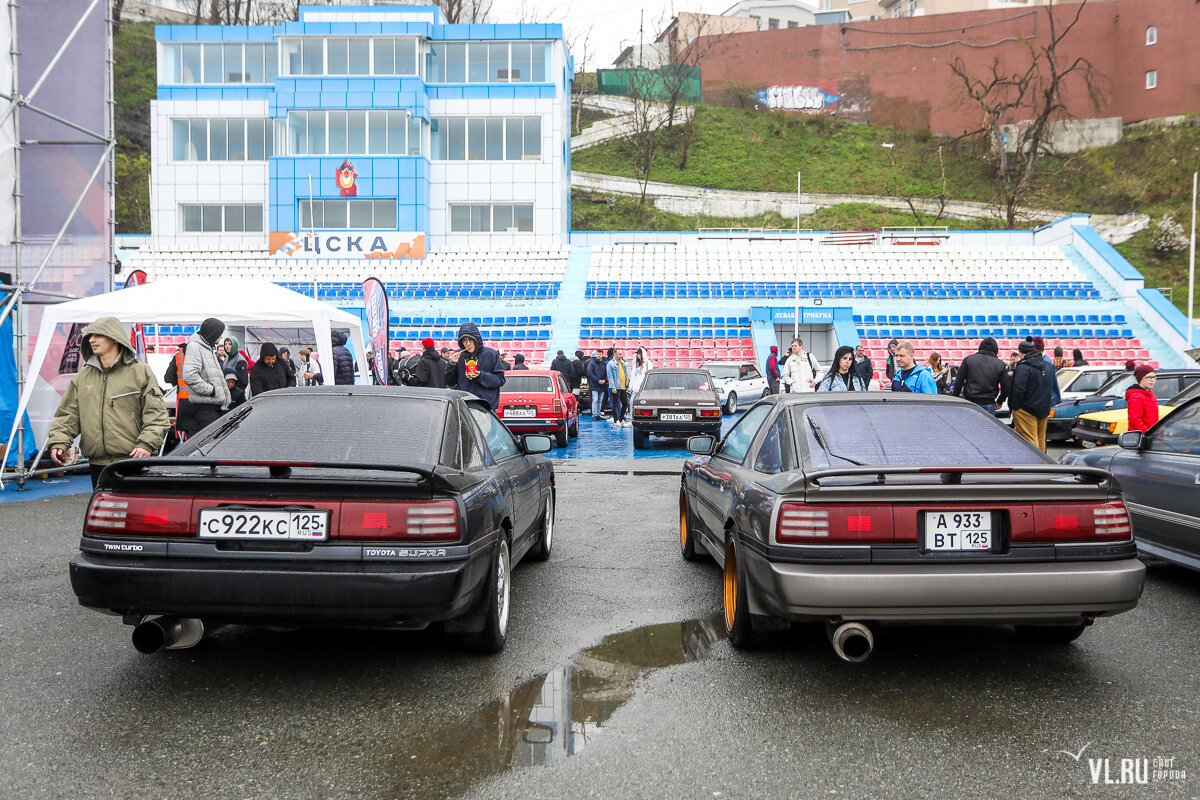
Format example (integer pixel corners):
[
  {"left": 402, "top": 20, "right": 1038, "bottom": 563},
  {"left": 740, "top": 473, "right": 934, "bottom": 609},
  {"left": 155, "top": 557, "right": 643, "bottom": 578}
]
[{"left": 4, "top": 279, "right": 368, "bottom": 480}]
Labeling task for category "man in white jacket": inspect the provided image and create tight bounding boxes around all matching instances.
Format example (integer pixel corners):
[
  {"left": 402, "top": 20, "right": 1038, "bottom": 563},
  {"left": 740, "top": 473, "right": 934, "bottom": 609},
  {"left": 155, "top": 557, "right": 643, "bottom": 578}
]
[
  {"left": 780, "top": 338, "right": 821, "bottom": 393},
  {"left": 181, "top": 317, "right": 232, "bottom": 437}
]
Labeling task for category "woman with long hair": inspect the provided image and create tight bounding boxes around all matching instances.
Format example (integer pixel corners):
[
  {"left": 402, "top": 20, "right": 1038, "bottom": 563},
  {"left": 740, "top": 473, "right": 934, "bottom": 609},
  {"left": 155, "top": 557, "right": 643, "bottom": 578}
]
[
  {"left": 927, "top": 351, "right": 950, "bottom": 394},
  {"left": 815, "top": 346, "right": 867, "bottom": 392}
]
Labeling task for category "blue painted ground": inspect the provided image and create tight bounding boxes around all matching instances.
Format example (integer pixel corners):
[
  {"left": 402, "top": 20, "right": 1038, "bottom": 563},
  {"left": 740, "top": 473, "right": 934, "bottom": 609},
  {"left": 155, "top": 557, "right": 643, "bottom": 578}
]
[
  {"left": 554, "top": 409, "right": 743, "bottom": 460},
  {"left": 0, "top": 474, "right": 91, "bottom": 503}
]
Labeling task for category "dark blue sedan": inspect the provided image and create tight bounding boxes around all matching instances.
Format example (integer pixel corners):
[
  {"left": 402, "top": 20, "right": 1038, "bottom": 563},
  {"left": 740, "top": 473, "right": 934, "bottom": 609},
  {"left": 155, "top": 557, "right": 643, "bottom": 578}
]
[
  {"left": 1047, "top": 369, "right": 1200, "bottom": 443},
  {"left": 1062, "top": 396, "right": 1200, "bottom": 571}
]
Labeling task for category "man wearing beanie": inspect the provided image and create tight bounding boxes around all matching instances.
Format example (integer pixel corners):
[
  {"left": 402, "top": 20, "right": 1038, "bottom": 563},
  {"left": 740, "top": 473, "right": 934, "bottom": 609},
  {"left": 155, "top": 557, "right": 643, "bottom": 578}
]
[
  {"left": 512, "top": 353, "right": 529, "bottom": 370},
  {"left": 953, "top": 336, "right": 1009, "bottom": 414},
  {"left": 551, "top": 349, "right": 573, "bottom": 384},
  {"left": 1032, "top": 335, "right": 1061, "bottom": 404},
  {"left": 249, "top": 342, "right": 291, "bottom": 396},
  {"left": 45, "top": 316, "right": 169, "bottom": 488},
  {"left": 1008, "top": 336, "right": 1055, "bottom": 450},
  {"left": 570, "top": 349, "right": 586, "bottom": 394},
  {"left": 765, "top": 345, "right": 781, "bottom": 395},
  {"left": 181, "top": 316, "right": 231, "bottom": 436},
  {"left": 408, "top": 337, "right": 446, "bottom": 389}
]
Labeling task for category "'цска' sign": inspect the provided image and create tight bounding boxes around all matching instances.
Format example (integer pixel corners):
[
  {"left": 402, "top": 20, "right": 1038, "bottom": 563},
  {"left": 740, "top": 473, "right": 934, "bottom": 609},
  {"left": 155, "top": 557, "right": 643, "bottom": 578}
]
[{"left": 269, "top": 231, "right": 425, "bottom": 260}]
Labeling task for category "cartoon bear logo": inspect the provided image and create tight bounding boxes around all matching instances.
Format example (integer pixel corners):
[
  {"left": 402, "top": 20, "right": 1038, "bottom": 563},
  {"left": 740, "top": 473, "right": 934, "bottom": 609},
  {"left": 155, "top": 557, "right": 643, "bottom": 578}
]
[{"left": 336, "top": 159, "right": 357, "bottom": 197}]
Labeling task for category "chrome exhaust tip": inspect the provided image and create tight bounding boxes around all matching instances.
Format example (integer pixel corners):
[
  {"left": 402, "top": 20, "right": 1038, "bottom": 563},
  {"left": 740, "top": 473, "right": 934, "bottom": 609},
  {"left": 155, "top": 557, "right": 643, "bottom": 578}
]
[
  {"left": 132, "top": 616, "right": 205, "bottom": 654},
  {"left": 827, "top": 621, "right": 875, "bottom": 663}
]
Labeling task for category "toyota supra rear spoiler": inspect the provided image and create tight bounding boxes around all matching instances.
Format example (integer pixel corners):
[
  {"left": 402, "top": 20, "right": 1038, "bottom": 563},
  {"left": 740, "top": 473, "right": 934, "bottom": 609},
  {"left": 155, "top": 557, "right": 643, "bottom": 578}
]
[
  {"left": 101, "top": 458, "right": 458, "bottom": 492},
  {"left": 763, "top": 464, "right": 1117, "bottom": 498}
]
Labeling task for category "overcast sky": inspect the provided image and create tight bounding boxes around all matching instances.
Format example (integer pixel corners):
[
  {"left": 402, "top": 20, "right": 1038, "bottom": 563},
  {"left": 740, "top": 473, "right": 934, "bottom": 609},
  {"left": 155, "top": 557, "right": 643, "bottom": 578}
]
[{"left": 485, "top": 0, "right": 735, "bottom": 69}]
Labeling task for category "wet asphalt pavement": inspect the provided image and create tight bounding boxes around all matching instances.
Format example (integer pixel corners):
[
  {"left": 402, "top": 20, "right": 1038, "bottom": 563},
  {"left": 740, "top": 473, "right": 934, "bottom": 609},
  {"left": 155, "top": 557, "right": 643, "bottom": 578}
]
[{"left": 2, "top": 458, "right": 1199, "bottom": 799}]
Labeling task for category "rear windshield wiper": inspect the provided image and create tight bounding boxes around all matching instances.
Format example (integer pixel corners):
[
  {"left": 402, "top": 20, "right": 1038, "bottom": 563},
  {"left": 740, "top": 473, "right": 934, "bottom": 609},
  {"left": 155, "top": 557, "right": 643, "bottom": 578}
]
[
  {"left": 194, "top": 407, "right": 254, "bottom": 457},
  {"left": 807, "top": 417, "right": 867, "bottom": 467}
]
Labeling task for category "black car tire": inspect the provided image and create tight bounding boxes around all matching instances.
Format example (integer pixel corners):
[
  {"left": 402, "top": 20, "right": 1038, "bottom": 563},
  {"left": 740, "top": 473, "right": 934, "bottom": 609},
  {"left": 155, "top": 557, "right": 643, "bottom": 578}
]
[
  {"left": 723, "top": 537, "right": 757, "bottom": 649},
  {"left": 568, "top": 415, "right": 579, "bottom": 437},
  {"left": 724, "top": 392, "right": 738, "bottom": 415},
  {"left": 452, "top": 539, "right": 511, "bottom": 654},
  {"left": 680, "top": 491, "right": 705, "bottom": 562},
  {"left": 529, "top": 494, "right": 554, "bottom": 562},
  {"left": 1014, "top": 623, "right": 1087, "bottom": 644},
  {"left": 633, "top": 430, "right": 648, "bottom": 449},
  {"left": 553, "top": 426, "right": 568, "bottom": 448}
]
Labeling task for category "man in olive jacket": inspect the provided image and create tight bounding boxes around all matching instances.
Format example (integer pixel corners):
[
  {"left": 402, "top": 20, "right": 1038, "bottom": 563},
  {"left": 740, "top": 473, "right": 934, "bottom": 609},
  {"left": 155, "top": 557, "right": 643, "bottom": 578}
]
[{"left": 46, "top": 316, "right": 170, "bottom": 488}]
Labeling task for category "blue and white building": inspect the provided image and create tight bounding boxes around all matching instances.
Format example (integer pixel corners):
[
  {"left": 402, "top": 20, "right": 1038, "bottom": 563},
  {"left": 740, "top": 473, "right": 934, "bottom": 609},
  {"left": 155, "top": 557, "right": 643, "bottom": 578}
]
[{"left": 151, "top": 5, "right": 573, "bottom": 253}]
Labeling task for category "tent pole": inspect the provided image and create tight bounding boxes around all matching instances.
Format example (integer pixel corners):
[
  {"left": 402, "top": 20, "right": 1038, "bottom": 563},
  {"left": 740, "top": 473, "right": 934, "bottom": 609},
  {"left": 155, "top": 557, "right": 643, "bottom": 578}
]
[{"left": 9, "top": 0, "right": 25, "bottom": 488}]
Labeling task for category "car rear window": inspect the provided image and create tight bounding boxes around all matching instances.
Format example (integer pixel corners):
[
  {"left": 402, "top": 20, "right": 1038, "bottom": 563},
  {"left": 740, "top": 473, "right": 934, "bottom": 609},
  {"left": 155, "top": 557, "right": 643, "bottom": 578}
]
[
  {"left": 701, "top": 364, "right": 739, "bottom": 380},
  {"left": 793, "top": 403, "right": 1046, "bottom": 468},
  {"left": 179, "top": 393, "right": 446, "bottom": 466},
  {"left": 643, "top": 372, "right": 710, "bottom": 391},
  {"left": 1068, "top": 371, "right": 1113, "bottom": 393},
  {"left": 503, "top": 375, "right": 555, "bottom": 393}
]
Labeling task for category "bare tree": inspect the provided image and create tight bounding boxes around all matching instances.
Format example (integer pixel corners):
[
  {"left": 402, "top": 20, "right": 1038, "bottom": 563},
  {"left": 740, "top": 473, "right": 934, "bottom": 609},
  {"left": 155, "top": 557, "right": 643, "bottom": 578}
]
[
  {"left": 950, "top": 0, "right": 1104, "bottom": 227},
  {"left": 887, "top": 144, "right": 950, "bottom": 226},
  {"left": 623, "top": 69, "right": 668, "bottom": 205},
  {"left": 437, "top": 0, "right": 492, "bottom": 25},
  {"left": 112, "top": 0, "right": 126, "bottom": 34}
]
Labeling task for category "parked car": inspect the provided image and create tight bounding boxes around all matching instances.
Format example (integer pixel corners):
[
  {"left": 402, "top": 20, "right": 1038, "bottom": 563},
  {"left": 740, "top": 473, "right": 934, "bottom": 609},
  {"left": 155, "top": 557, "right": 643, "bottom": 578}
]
[
  {"left": 1072, "top": 379, "right": 1200, "bottom": 447},
  {"left": 679, "top": 394, "right": 1145, "bottom": 661},
  {"left": 1047, "top": 369, "right": 1200, "bottom": 443},
  {"left": 631, "top": 368, "right": 723, "bottom": 449},
  {"left": 1062, "top": 396, "right": 1200, "bottom": 572},
  {"left": 1057, "top": 365, "right": 1127, "bottom": 401},
  {"left": 69, "top": 386, "right": 556, "bottom": 654},
  {"left": 699, "top": 361, "right": 768, "bottom": 414},
  {"left": 497, "top": 369, "right": 579, "bottom": 447}
]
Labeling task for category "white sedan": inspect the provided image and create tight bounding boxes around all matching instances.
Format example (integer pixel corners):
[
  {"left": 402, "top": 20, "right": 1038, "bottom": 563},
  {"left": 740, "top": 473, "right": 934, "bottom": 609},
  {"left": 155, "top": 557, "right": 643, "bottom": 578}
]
[{"left": 699, "top": 361, "right": 768, "bottom": 414}]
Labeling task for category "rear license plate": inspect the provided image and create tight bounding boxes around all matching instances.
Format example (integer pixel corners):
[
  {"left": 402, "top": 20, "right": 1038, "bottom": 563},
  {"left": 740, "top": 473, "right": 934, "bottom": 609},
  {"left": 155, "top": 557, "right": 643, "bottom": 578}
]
[
  {"left": 198, "top": 509, "right": 329, "bottom": 540},
  {"left": 923, "top": 511, "right": 992, "bottom": 551},
  {"left": 661, "top": 413, "right": 693, "bottom": 422},
  {"left": 504, "top": 408, "right": 537, "bottom": 418}
]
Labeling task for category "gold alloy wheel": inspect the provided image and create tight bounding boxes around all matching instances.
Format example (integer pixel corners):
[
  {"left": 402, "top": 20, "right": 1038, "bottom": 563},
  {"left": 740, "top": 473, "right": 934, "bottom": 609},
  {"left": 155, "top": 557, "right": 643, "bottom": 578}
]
[{"left": 724, "top": 543, "right": 738, "bottom": 631}]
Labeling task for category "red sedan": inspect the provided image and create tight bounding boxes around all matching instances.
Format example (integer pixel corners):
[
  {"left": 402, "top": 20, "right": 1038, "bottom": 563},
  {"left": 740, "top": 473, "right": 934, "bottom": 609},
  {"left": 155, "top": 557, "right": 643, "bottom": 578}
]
[{"left": 497, "top": 370, "right": 579, "bottom": 447}]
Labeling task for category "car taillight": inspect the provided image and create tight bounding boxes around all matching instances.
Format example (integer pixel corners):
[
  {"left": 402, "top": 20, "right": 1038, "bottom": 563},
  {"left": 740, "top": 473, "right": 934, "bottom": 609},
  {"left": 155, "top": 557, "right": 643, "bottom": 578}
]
[
  {"left": 633, "top": 408, "right": 655, "bottom": 417},
  {"left": 553, "top": 398, "right": 562, "bottom": 413},
  {"left": 84, "top": 492, "right": 193, "bottom": 537},
  {"left": 776, "top": 502, "right": 893, "bottom": 543},
  {"left": 698, "top": 409, "right": 721, "bottom": 418},
  {"left": 1030, "top": 501, "right": 1131, "bottom": 541},
  {"left": 339, "top": 500, "right": 460, "bottom": 542}
]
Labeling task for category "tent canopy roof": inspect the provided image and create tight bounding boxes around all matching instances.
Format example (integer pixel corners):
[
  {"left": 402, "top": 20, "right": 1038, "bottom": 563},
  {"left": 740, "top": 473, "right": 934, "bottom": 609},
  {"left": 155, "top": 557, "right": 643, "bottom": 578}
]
[{"left": 47, "top": 279, "right": 362, "bottom": 327}]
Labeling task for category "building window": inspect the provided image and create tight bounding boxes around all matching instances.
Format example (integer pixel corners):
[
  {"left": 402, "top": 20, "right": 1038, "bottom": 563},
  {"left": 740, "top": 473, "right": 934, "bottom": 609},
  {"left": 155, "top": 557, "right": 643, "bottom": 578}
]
[
  {"left": 907, "top": 0, "right": 918, "bottom": 15},
  {"left": 892, "top": 6, "right": 903, "bottom": 18},
  {"left": 180, "top": 204, "right": 264, "bottom": 233},
  {"left": 768, "top": 18, "right": 779, "bottom": 29},
  {"left": 426, "top": 41, "right": 546, "bottom": 84},
  {"left": 299, "top": 199, "right": 397, "bottom": 230},
  {"left": 280, "top": 37, "right": 420, "bottom": 77},
  {"left": 373, "top": 38, "right": 419, "bottom": 75},
  {"left": 430, "top": 116, "right": 541, "bottom": 161},
  {"left": 171, "top": 118, "right": 273, "bottom": 162},
  {"left": 787, "top": 21, "right": 799, "bottom": 28},
  {"left": 749, "top": 15, "right": 761, "bottom": 29},
  {"left": 162, "top": 42, "right": 278, "bottom": 85},
  {"left": 1146, "top": 26, "right": 1157, "bottom": 46},
  {"left": 286, "top": 110, "right": 423, "bottom": 156},
  {"left": 449, "top": 204, "right": 534, "bottom": 233},
  {"left": 1145, "top": 70, "right": 1157, "bottom": 90}
]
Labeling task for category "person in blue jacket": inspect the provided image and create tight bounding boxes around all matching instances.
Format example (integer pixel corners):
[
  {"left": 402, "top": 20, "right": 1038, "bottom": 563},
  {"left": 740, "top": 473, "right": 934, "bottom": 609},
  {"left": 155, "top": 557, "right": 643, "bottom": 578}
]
[
  {"left": 444, "top": 321, "right": 506, "bottom": 409},
  {"left": 889, "top": 341, "right": 939, "bottom": 394}
]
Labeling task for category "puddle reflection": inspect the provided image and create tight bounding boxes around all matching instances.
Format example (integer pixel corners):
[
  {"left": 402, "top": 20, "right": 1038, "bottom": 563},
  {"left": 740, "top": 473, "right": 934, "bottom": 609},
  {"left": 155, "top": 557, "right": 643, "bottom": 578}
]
[{"left": 396, "top": 614, "right": 724, "bottom": 796}]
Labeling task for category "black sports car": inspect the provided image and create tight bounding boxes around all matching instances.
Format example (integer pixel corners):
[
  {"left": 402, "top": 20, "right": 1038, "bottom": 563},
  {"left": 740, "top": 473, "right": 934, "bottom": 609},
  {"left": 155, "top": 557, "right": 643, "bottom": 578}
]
[
  {"left": 70, "top": 386, "right": 556, "bottom": 654},
  {"left": 679, "top": 394, "right": 1145, "bottom": 662},
  {"left": 631, "top": 368, "right": 723, "bottom": 449}
]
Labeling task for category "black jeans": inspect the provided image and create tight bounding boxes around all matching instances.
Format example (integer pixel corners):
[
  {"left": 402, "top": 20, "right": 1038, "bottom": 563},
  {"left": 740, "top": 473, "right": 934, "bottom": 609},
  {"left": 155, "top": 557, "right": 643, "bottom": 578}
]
[
  {"left": 612, "top": 389, "right": 630, "bottom": 421},
  {"left": 90, "top": 464, "right": 106, "bottom": 489},
  {"left": 188, "top": 404, "right": 223, "bottom": 437}
]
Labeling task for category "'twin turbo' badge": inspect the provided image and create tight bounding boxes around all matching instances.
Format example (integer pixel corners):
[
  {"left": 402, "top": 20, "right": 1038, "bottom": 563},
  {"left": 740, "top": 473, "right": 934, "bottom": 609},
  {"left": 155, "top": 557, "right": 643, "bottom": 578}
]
[{"left": 336, "top": 159, "right": 357, "bottom": 196}]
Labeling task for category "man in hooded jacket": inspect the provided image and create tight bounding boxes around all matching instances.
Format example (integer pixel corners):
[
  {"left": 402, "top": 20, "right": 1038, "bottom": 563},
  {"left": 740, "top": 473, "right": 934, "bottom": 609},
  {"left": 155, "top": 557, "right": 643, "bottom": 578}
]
[
  {"left": 223, "top": 335, "right": 249, "bottom": 392},
  {"left": 445, "top": 322, "right": 505, "bottom": 408},
  {"left": 952, "top": 336, "right": 1009, "bottom": 414},
  {"left": 331, "top": 330, "right": 355, "bottom": 385},
  {"left": 249, "top": 342, "right": 292, "bottom": 396},
  {"left": 570, "top": 350, "right": 587, "bottom": 393},
  {"left": 551, "top": 350, "right": 573, "bottom": 384},
  {"left": 46, "top": 316, "right": 170, "bottom": 488},
  {"left": 1008, "top": 337, "right": 1055, "bottom": 451},
  {"left": 181, "top": 317, "right": 232, "bottom": 436}
]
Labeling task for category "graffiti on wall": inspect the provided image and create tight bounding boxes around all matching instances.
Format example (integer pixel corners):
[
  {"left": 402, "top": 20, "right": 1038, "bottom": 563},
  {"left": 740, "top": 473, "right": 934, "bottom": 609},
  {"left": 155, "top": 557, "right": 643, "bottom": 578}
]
[{"left": 754, "top": 85, "right": 841, "bottom": 111}]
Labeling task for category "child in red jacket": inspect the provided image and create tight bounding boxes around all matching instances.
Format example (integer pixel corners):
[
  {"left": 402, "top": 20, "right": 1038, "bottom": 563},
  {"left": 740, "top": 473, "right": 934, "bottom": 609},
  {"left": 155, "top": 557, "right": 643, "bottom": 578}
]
[{"left": 1125, "top": 365, "right": 1160, "bottom": 432}]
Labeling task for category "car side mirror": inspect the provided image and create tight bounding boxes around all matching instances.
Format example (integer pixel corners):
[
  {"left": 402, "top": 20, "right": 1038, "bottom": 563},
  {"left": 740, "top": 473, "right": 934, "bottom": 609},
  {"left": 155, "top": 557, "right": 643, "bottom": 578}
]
[
  {"left": 686, "top": 435, "right": 716, "bottom": 455},
  {"left": 1117, "top": 430, "right": 1144, "bottom": 450},
  {"left": 521, "top": 434, "right": 552, "bottom": 454}
]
